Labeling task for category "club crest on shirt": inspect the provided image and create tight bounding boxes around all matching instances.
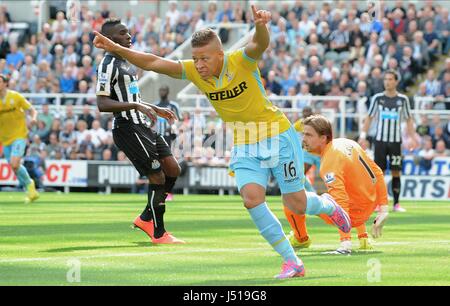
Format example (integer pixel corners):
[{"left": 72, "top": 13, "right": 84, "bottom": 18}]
[
  {"left": 396, "top": 100, "right": 402, "bottom": 106},
  {"left": 99, "top": 73, "right": 109, "bottom": 84},
  {"left": 152, "top": 160, "right": 161, "bottom": 170},
  {"left": 225, "top": 70, "right": 234, "bottom": 82},
  {"left": 324, "top": 172, "right": 336, "bottom": 184}
]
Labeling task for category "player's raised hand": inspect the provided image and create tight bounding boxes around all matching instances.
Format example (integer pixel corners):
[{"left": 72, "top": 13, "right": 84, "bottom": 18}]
[
  {"left": 251, "top": 5, "right": 271, "bottom": 26},
  {"left": 93, "top": 31, "right": 118, "bottom": 52}
]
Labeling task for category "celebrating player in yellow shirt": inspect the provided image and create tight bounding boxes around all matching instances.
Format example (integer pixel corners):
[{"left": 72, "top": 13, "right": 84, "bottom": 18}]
[
  {"left": 0, "top": 74, "right": 39, "bottom": 203},
  {"left": 93, "top": 6, "right": 351, "bottom": 279}
]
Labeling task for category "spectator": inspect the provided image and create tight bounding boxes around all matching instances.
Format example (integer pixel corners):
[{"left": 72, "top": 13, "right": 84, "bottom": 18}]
[
  {"left": 423, "top": 20, "right": 440, "bottom": 62},
  {"left": 77, "top": 133, "right": 95, "bottom": 160},
  {"left": 367, "top": 67, "right": 384, "bottom": 96},
  {"left": 309, "top": 71, "right": 327, "bottom": 96},
  {"left": 265, "top": 70, "right": 282, "bottom": 96},
  {"left": 90, "top": 119, "right": 107, "bottom": 149},
  {"left": 75, "top": 120, "right": 89, "bottom": 145},
  {"left": 435, "top": 7, "right": 450, "bottom": 54},
  {"left": 432, "top": 125, "right": 450, "bottom": 149},
  {"left": 60, "top": 67, "right": 77, "bottom": 94},
  {"left": 29, "top": 134, "right": 46, "bottom": 153},
  {"left": 49, "top": 118, "right": 62, "bottom": 139},
  {"left": 30, "top": 120, "right": 50, "bottom": 144},
  {"left": 391, "top": 8, "right": 406, "bottom": 35},
  {"left": 166, "top": 0, "right": 180, "bottom": 28},
  {"left": 411, "top": 31, "right": 429, "bottom": 74},
  {"left": 417, "top": 135, "right": 435, "bottom": 171},
  {"left": 307, "top": 55, "right": 321, "bottom": 78},
  {"left": 78, "top": 104, "right": 94, "bottom": 128},
  {"left": 416, "top": 116, "right": 431, "bottom": 137},
  {"left": 423, "top": 69, "right": 441, "bottom": 97},
  {"left": 6, "top": 44, "right": 25, "bottom": 70},
  {"left": 329, "top": 21, "right": 350, "bottom": 53},
  {"left": 434, "top": 140, "right": 449, "bottom": 157},
  {"left": 45, "top": 133, "right": 63, "bottom": 158},
  {"left": 398, "top": 46, "right": 414, "bottom": 90},
  {"left": 59, "top": 119, "right": 77, "bottom": 144},
  {"left": 279, "top": 66, "right": 297, "bottom": 96}
]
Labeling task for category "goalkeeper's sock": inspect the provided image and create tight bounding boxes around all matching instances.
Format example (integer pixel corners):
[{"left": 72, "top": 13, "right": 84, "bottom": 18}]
[
  {"left": 339, "top": 230, "right": 352, "bottom": 242},
  {"left": 283, "top": 206, "right": 308, "bottom": 241},
  {"left": 357, "top": 224, "right": 368, "bottom": 239},
  {"left": 15, "top": 165, "right": 32, "bottom": 188},
  {"left": 248, "top": 203, "right": 301, "bottom": 265},
  {"left": 392, "top": 176, "right": 401, "bottom": 205},
  {"left": 305, "top": 192, "right": 335, "bottom": 216}
]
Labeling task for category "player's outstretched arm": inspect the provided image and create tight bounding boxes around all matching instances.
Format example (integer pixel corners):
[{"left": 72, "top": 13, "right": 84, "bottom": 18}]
[
  {"left": 244, "top": 5, "right": 271, "bottom": 61},
  {"left": 93, "top": 31, "right": 183, "bottom": 79},
  {"left": 28, "top": 104, "right": 38, "bottom": 126},
  {"left": 97, "top": 96, "right": 157, "bottom": 122}
]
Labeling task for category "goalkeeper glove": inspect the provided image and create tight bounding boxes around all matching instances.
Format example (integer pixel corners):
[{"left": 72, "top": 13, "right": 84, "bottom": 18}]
[{"left": 371, "top": 205, "right": 389, "bottom": 239}]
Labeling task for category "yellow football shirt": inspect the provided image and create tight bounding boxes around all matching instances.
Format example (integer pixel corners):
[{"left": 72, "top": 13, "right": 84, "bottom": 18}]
[
  {"left": 0, "top": 90, "right": 32, "bottom": 146},
  {"left": 180, "top": 48, "right": 291, "bottom": 145},
  {"left": 293, "top": 119, "right": 304, "bottom": 133}
]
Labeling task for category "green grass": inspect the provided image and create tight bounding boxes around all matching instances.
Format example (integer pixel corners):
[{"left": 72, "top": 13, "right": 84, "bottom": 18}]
[{"left": 0, "top": 192, "right": 449, "bottom": 286}]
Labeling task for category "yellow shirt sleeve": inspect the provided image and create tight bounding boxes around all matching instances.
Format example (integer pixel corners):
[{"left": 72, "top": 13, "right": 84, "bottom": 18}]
[
  {"left": 180, "top": 59, "right": 196, "bottom": 82},
  {"left": 293, "top": 119, "right": 304, "bottom": 133},
  {"left": 17, "top": 92, "right": 32, "bottom": 111},
  {"left": 233, "top": 48, "right": 258, "bottom": 71}
]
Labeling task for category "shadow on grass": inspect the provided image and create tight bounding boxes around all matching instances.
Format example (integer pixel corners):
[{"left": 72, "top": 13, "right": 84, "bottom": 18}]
[
  {"left": 299, "top": 249, "right": 384, "bottom": 257},
  {"left": 43, "top": 241, "right": 153, "bottom": 253},
  {"left": 186, "top": 275, "right": 340, "bottom": 286}
]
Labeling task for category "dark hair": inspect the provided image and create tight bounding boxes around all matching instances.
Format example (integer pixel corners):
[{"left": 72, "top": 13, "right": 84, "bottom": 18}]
[
  {"left": 101, "top": 18, "right": 122, "bottom": 36},
  {"left": 191, "top": 28, "right": 220, "bottom": 48},
  {"left": 384, "top": 69, "right": 399, "bottom": 81}
]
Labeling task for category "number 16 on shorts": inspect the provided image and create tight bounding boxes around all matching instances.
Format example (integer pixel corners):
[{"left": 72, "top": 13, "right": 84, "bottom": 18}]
[{"left": 283, "top": 161, "right": 297, "bottom": 180}]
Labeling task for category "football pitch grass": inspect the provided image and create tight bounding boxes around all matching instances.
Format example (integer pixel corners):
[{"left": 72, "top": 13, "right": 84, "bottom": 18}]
[{"left": 0, "top": 192, "right": 449, "bottom": 286}]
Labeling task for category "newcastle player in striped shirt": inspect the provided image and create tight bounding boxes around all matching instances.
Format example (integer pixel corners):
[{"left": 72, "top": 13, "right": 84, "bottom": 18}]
[
  {"left": 154, "top": 85, "right": 181, "bottom": 147},
  {"left": 359, "top": 70, "right": 417, "bottom": 212},
  {"left": 96, "top": 19, "right": 185, "bottom": 244}
]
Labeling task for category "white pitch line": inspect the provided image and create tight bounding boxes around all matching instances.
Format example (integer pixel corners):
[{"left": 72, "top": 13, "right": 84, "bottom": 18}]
[{"left": 0, "top": 240, "right": 449, "bottom": 264}]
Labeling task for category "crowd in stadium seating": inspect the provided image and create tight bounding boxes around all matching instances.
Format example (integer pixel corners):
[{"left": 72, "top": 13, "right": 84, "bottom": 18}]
[{"left": 0, "top": 0, "right": 449, "bottom": 169}]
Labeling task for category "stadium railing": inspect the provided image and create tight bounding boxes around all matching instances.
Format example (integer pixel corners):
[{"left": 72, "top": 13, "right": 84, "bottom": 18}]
[{"left": 22, "top": 93, "right": 450, "bottom": 139}]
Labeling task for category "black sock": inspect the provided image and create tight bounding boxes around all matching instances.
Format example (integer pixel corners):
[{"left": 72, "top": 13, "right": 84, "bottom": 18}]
[
  {"left": 164, "top": 176, "right": 177, "bottom": 199},
  {"left": 392, "top": 176, "right": 401, "bottom": 205},
  {"left": 140, "top": 206, "right": 153, "bottom": 222},
  {"left": 146, "top": 184, "right": 166, "bottom": 238}
]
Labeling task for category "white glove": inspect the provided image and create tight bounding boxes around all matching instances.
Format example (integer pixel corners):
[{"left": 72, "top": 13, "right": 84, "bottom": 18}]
[{"left": 371, "top": 205, "right": 389, "bottom": 239}]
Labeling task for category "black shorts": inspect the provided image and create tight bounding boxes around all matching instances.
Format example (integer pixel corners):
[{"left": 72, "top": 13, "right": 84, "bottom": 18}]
[
  {"left": 374, "top": 141, "right": 402, "bottom": 172},
  {"left": 113, "top": 123, "right": 172, "bottom": 176}
]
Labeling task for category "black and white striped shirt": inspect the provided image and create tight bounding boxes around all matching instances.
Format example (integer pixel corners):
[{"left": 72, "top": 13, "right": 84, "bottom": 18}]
[
  {"left": 368, "top": 92, "right": 412, "bottom": 143},
  {"left": 154, "top": 100, "right": 181, "bottom": 137},
  {"left": 96, "top": 53, "right": 148, "bottom": 128}
]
